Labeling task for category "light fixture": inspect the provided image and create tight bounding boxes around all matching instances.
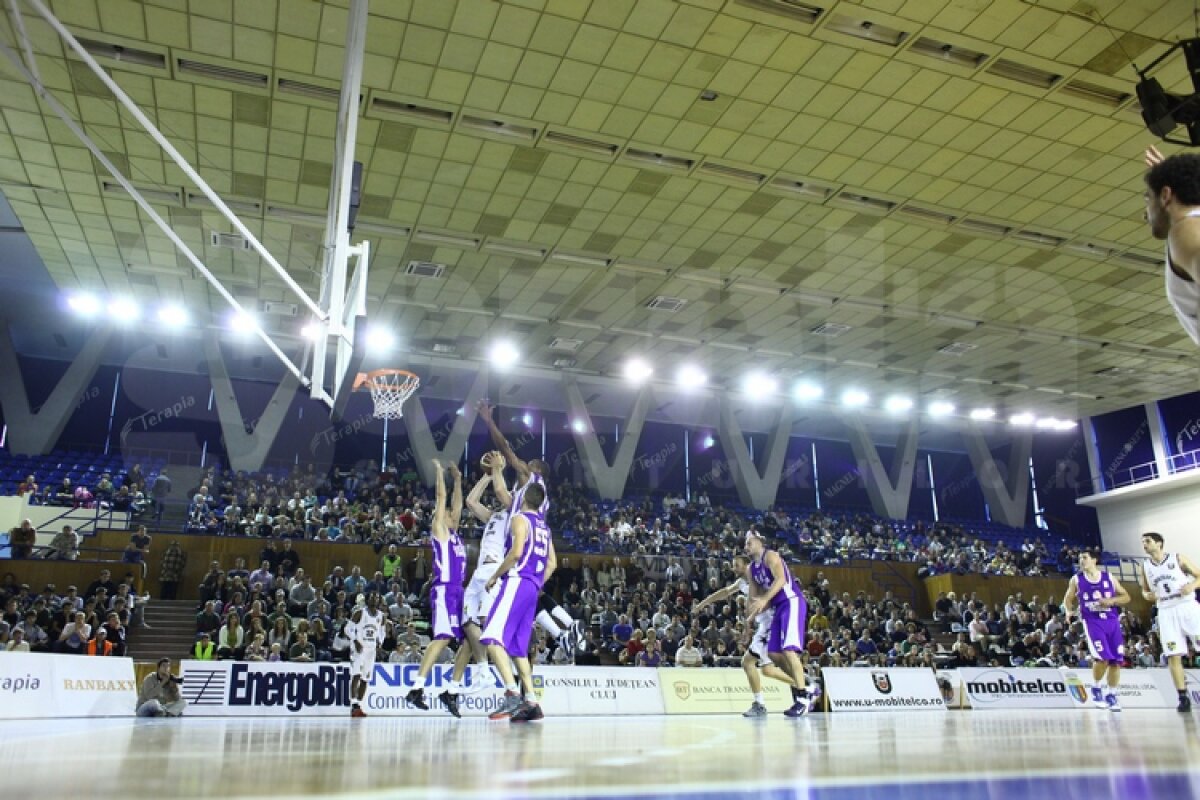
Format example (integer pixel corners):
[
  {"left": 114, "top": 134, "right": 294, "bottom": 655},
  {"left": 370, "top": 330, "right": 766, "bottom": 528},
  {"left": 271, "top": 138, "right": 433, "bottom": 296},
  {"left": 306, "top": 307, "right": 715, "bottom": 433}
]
[
  {"left": 1035, "top": 417, "right": 1058, "bottom": 430},
  {"left": 571, "top": 419, "right": 586, "bottom": 434},
  {"left": 969, "top": 407, "right": 996, "bottom": 421},
  {"left": 1009, "top": 412, "right": 1035, "bottom": 427},
  {"left": 623, "top": 358, "right": 653, "bottom": 385},
  {"left": 107, "top": 296, "right": 141, "bottom": 321},
  {"left": 366, "top": 327, "right": 396, "bottom": 353},
  {"left": 156, "top": 304, "right": 188, "bottom": 328},
  {"left": 67, "top": 292, "right": 101, "bottom": 317},
  {"left": 794, "top": 381, "right": 823, "bottom": 401},
  {"left": 884, "top": 395, "right": 913, "bottom": 414},
  {"left": 489, "top": 339, "right": 519, "bottom": 369},
  {"left": 928, "top": 401, "right": 956, "bottom": 418},
  {"left": 230, "top": 312, "right": 258, "bottom": 335},
  {"left": 841, "top": 389, "right": 869, "bottom": 408},
  {"left": 677, "top": 364, "right": 707, "bottom": 390},
  {"left": 1055, "top": 419, "right": 1078, "bottom": 431},
  {"left": 702, "top": 435, "right": 715, "bottom": 449},
  {"left": 300, "top": 322, "right": 322, "bottom": 341},
  {"left": 522, "top": 413, "right": 533, "bottom": 428},
  {"left": 742, "top": 371, "right": 779, "bottom": 397}
]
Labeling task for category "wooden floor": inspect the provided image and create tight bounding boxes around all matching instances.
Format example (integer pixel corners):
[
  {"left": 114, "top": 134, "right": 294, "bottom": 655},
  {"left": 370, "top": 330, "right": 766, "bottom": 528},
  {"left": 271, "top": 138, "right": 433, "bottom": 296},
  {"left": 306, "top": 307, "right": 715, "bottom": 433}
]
[{"left": 3, "top": 711, "right": 1199, "bottom": 799}]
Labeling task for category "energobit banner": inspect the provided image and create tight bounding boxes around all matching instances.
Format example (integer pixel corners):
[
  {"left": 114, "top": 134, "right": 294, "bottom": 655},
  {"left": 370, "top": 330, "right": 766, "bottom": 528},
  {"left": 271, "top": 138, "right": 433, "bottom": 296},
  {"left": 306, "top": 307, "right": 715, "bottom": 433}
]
[
  {"left": 180, "top": 661, "right": 663, "bottom": 717},
  {"left": 658, "top": 667, "right": 794, "bottom": 715},
  {"left": 822, "top": 667, "right": 945, "bottom": 712}
]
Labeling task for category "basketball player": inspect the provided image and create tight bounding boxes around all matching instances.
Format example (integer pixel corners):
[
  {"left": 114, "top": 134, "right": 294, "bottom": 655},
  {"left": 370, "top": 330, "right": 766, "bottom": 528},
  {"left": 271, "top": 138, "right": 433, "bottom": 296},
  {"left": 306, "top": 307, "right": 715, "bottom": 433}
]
[
  {"left": 480, "top": 481, "right": 556, "bottom": 722},
  {"left": 1138, "top": 532, "right": 1200, "bottom": 711},
  {"left": 1143, "top": 146, "right": 1200, "bottom": 344},
  {"left": 693, "top": 554, "right": 802, "bottom": 717},
  {"left": 439, "top": 454, "right": 510, "bottom": 717},
  {"left": 347, "top": 591, "right": 386, "bottom": 717},
  {"left": 744, "top": 532, "right": 811, "bottom": 717},
  {"left": 1063, "top": 548, "right": 1131, "bottom": 712},
  {"left": 476, "top": 402, "right": 583, "bottom": 653},
  {"left": 405, "top": 460, "right": 466, "bottom": 715}
]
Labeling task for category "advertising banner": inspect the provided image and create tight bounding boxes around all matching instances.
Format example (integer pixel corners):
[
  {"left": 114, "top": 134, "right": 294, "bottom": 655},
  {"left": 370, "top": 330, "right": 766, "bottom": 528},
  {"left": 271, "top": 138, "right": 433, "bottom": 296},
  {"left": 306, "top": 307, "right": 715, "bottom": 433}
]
[
  {"left": 180, "top": 661, "right": 663, "bottom": 717},
  {"left": 0, "top": 653, "right": 137, "bottom": 718},
  {"left": 822, "top": 667, "right": 946, "bottom": 712},
  {"left": 657, "top": 667, "right": 794, "bottom": 715},
  {"left": 957, "top": 667, "right": 1091, "bottom": 709},
  {"left": 953, "top": 667, "right": 1183, "bottom": 710}
]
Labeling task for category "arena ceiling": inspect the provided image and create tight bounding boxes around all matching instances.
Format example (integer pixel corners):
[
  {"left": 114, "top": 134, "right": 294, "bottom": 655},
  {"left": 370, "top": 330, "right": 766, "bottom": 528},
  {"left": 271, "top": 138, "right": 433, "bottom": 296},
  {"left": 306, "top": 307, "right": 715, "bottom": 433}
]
[{"left": 0, "top": 0, "right": 1197, "bottom": 427}]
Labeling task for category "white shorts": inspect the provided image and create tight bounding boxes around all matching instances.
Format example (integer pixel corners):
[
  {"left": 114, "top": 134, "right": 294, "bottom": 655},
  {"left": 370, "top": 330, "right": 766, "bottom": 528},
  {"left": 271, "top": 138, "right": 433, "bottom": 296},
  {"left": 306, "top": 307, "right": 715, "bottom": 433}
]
[
  {"left": 1157, "top": 600, "right": 1200, "bottom": 657},
  {"left": 464, "top": 561, "right": 501, "bottom": 625},
  {"left": 750, "top": 610, "right": 773, "bottom": 667},
  {"left": 350, "top": 647, "right": 376, "bottom": 681}
]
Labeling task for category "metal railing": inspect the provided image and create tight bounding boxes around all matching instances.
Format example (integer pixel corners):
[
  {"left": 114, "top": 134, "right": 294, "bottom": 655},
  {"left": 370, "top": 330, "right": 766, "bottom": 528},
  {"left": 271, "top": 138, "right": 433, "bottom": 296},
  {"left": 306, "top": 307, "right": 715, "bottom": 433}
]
[{"left": 1077, "top": 450, "right": 1200, "bottom": 496}]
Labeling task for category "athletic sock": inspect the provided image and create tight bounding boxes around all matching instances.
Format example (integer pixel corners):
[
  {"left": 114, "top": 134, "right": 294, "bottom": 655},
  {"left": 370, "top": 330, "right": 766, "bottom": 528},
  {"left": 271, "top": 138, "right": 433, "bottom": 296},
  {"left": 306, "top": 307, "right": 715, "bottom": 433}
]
[
  {"left": 506, "top": 683, "right": 519, "bottom": 693},
  {"left": 536, "top": 610, "right": 564, "bottom": 639},
  {"left": 753, "top": 692, "right": 764, "bottom": 704},
  {"left": 551, "top": 606, "right": 573, "bottom": 628}
]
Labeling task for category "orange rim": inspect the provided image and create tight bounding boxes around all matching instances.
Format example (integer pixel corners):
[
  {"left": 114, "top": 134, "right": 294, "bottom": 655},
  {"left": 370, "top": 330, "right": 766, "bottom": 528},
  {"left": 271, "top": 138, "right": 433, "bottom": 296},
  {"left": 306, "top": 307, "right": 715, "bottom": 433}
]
[{"left": 353, "top": 368, "right": 420, "bottom": 392}]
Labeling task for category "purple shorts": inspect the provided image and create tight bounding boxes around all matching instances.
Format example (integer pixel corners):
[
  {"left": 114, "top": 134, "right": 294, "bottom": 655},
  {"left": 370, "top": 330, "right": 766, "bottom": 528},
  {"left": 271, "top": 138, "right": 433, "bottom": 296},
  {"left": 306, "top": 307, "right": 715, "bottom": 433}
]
[
  {"left": 480, "top": 575, "right": 539, "bottom": 658},
  {"left": 768, "top": 594, "right": 806, "bottom": 653},
  {"left": 431, "top": 584, "right": 463, "bottom": 641},
  {"left": 1083, "top": 615, "right": 1124, "bottom": 663}
]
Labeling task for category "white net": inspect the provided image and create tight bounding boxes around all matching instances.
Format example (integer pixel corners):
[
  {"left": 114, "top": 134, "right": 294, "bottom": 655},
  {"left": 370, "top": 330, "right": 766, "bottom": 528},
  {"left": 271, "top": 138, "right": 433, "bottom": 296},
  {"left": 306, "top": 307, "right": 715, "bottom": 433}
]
[{"left": 362, "top": 370, "right": 420, "bottom": 419}]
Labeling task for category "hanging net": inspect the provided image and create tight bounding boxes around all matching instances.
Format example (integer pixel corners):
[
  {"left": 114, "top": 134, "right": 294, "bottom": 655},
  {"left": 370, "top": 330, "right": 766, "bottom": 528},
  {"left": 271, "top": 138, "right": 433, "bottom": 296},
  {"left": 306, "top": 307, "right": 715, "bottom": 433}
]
[{"left": 354, "top": 369, "right": 420, "bottom": 419}]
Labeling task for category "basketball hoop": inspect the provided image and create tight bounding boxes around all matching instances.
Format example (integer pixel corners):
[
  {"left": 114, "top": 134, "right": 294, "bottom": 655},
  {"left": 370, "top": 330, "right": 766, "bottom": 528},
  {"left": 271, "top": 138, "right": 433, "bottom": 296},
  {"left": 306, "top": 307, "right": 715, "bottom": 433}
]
[{"left": 354, "top": 369, "right": 420, "bottom": 419}]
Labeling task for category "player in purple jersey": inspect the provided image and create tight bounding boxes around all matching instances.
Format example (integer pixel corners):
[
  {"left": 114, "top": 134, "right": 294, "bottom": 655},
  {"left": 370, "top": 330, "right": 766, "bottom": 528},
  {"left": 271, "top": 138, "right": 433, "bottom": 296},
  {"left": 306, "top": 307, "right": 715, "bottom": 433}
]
[
  {"left": 1063, "top": 548, "right": 1131, "bottom": 712},
  {"left": 744, "top": 532, "right": 811, "bottom": 717},
  {"left": 477, "top": 403, "right": 584, "bottom": 654},
  {"left": 480, "top": 481, "right": 556, "bottom": 722},
  {"left": 406, "top": 460, "right": 467, "bottom": 715}
]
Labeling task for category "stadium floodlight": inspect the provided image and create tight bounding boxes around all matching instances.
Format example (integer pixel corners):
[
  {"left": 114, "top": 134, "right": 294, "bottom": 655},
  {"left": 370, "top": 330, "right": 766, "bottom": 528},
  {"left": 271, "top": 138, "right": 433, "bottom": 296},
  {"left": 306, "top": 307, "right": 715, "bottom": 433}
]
[
  {"left": 841, "top": 388, "right": 869, "bottom": 408},
  {"left": 928, "top": 401, "right": 956, "bottom": 418},
  {"left": 67, "top": 292, "right": 101, "bottom": 317},
  {"left": 702, "top": 435, "right": 715, "bottom": 448},
  {"left": 969, "top": 407, "right": 996, "bottom": 421},
  {"left": 742, "top": 371, "right": 778, "bottom": 397},
  {"left": 366, "top": 327, "right": 396, "bottom": 353},
  {"left": 230, "top": 312, "right": 257, "bottom": 335},
  {"left": 623, "top": 358, "right": 653, "bottom": 385},
  {"left": 300, "top": 322, "right": 322, "bottom": 341},
  {"left": 156, "top": 303, "right": 188, "bottom": 328},
  {"left": 107, "top": 296, "right": 141, "bottom": 322},
  {"left": 522, "top": 413, "right": 533, "bottom": 427},
  {"left": 677, "top": 364, "right": 707, "bottom": 389},
  {"left": 793, "top": 381, "right": 823, "bottom": 401},
  {"left": 489, "top": 339, "right": 520, "bottom": 369},
  {"left": 884, "top": 395, "right": 913, "bottom": 414},
  {"left": 571, "top": 419, "right": 586, "bottom": 434},
  {"left": 1009, "top": 412, "right": 1035, "bottom": 427}
]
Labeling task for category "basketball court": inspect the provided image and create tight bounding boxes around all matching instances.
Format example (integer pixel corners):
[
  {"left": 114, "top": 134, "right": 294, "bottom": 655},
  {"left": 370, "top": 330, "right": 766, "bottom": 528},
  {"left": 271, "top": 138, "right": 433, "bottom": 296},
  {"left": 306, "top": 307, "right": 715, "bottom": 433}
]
[
  {"left": 3, "top": 712, "right": 1199, "bottom": 799},
  {"left": 3, "top": 2, "right": 1200, "bottom": 800}
]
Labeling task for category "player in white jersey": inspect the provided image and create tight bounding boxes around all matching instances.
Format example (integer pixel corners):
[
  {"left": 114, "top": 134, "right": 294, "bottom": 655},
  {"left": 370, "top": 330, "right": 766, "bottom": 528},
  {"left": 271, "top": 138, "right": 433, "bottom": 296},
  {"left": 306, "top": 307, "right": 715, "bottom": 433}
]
[
  {"left": 693, "top": 554, "right": 802, "bottom": 717},
  {"left": 346, "top": 591, "right": 386, "bottom": 718},
  {"left": 1143, "top": 146, "right": 1200, "bottom": 345},
  {"left": 441, "top": 454, "right": 510, "bottom": 714},
  {"left": 1138, "top": 531, "right": 1200, "bottom": 711},
  {"left": 476, "top": 404, "right": 584, "bottom": 654}
]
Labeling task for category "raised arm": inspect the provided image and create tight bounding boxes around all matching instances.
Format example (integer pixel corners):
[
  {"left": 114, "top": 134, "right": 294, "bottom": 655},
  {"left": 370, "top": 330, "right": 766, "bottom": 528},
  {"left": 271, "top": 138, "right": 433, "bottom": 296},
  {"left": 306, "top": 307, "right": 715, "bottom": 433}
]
[
  {"left": 489, "top": 452, "right": 513, "bottom": 508},
  {"left": 476, "top": 401, "right": 530, "bottom": 481},
  {"left": 448, "top": 463, "right": 463, "bottom": 527},
  {"left": 465, "top": 473, "right": 494, "bottom": 524},
  {"left": 431, "top": 460, "right": 448, "bottom": 540}
]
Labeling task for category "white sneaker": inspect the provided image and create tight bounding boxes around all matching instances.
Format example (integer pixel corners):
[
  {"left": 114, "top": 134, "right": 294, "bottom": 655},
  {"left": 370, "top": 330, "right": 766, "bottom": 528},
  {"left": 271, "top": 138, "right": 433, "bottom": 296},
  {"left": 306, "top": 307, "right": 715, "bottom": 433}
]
[
  {"left": 1105, "top": 692, "right": 1122, "bottom": 713},
  {"left": 463, "top": 666, "right": 495, "bottom": 694},
  {"left": 1090, "top": 686, "right": 1107, "bottom": 709}
]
